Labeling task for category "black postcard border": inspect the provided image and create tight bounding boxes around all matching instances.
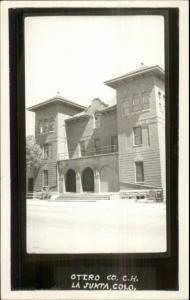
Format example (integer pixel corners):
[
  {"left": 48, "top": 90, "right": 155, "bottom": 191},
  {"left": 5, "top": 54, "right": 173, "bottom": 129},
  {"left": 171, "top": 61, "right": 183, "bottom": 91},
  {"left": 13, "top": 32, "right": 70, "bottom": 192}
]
[{"left": 9, "top": 7, "right": 179, "bottom": 290}]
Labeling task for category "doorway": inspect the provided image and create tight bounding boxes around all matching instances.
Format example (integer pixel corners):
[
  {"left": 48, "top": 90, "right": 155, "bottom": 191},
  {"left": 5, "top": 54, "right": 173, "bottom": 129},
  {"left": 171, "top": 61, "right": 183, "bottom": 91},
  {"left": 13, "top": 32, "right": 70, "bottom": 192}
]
[
  {"left": 66, "top": 169, "right": 76, "bottom": 192},
  {"left": 82, "top": 167, "right": 94, "bottom": 192}
]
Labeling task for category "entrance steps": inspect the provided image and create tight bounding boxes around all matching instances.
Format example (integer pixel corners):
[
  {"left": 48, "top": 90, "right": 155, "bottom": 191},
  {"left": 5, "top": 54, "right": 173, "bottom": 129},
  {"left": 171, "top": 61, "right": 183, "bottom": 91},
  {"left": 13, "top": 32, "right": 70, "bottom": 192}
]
[{"left": 53, "top": 193, "right": 111, "bottom": 202}]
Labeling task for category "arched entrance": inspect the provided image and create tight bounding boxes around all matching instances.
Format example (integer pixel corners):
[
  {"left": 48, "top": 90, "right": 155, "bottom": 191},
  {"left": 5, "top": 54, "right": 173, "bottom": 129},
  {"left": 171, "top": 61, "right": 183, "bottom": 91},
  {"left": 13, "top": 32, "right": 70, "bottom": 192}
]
[
  {"left": 66, "top": 169, "right": 76, "bottom": 192},
  {"left": 100, "top": 166, "right": 114, "bottom": 192},
  {"left": 82, "top": 167, "right": 94, "bottom": 192}
]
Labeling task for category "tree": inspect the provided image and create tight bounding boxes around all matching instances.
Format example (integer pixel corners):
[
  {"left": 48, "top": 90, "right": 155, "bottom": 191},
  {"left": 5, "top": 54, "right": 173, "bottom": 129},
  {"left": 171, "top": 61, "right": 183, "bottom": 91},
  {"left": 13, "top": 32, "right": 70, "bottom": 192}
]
[{"left": 26, "top": 135, "right": 43, "bottom": 173}]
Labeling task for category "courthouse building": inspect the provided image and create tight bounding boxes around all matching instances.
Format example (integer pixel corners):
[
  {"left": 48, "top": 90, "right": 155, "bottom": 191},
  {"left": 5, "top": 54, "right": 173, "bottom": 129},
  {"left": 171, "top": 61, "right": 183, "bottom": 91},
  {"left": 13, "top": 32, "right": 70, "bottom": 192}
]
[{"left": 27, "top": 65, "right": 165, "bottom": 196}]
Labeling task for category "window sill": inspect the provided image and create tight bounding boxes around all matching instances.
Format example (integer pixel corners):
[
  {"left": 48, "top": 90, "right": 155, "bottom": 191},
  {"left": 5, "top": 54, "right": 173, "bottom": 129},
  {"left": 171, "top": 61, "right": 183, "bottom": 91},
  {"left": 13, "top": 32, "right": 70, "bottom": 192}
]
[
  {"left": 131, "top": 109, "right": 150, "bottom": 115},
  {"left": 131, "top": 110, "right": 140, "bottom": 115},
  {"left": 133, "top": 144, "right": 143, "bottom": 148},
  {"left": 42, "top": 158, "right": 53, "bottom": 161},
  {"left": 38, "top": 131, "right": 54, "bottom": 135},
  {"left": 142, "top": 109, "right": 150, "bottom": 112}
]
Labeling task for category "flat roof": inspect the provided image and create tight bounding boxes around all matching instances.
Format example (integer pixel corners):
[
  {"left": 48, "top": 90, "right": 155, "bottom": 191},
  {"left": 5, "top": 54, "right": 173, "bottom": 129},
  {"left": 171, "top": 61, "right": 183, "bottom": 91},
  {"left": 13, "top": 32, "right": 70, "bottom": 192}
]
[
  {"left": 104, "top": 65, "right": 165, "bottom": 89},
  {"left": 27, "top": 95, "right": 86, "bottom": 112}
]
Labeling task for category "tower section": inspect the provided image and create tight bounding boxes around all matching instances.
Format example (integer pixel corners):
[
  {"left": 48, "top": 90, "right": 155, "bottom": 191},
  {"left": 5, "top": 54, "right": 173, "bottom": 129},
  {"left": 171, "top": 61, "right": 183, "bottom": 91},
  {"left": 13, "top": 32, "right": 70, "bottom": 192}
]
[
  {"left": 27, "top": 95, "right": 86, "bottom": 191},
  {"left": 105, "top": 65, "right": 165, "bottom": 198}
]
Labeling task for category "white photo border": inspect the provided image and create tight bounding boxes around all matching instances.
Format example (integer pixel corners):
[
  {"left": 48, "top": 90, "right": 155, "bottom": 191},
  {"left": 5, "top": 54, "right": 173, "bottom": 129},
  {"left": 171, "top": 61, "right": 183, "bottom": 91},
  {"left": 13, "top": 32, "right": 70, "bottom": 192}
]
[{"left": 1, "top": 1, "right": 189, "bottom": 300}]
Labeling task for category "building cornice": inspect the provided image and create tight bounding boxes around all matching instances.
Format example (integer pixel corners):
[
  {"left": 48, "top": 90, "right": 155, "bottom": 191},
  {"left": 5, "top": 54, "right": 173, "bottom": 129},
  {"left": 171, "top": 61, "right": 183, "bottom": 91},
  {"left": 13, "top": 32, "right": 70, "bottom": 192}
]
[
  {"left": 27, "top": 96, "right": 86, "bottom": 112},
  {"left": 104, "top": 65, "right": 165, "bottom": 89}
]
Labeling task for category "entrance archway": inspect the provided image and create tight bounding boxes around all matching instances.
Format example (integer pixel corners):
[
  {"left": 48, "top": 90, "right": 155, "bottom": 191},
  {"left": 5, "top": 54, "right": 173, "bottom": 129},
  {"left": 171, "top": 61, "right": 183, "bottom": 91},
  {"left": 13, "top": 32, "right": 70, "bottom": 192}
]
[
  {"left": 66, "top": 169, "right": 76, "bottom": 192},
  {"left": 82, "top": 167, "right": 94, "bottom": 192},
  {"left": 100, "top": 166, "right": 114, "bottom": 192}
]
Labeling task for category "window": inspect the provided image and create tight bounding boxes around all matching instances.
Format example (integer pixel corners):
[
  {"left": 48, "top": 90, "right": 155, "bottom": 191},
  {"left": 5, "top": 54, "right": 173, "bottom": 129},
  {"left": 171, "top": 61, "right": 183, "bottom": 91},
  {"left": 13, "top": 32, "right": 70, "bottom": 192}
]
[
  {"left": 80, "top": 140, "right": 86, "bottom": 156},
  {"left": 158, "top": 91, "right": 163, "bottom": 111},
  {"left": 43, "top": 143, "right": 52, "bottom": 159},
  {"left": 49, "top": 143, "right": 53, "bottom": 159},
  {"left": 111, "top": 136, "right": 118, "bottom": 152},
  {"left": 43, "top": 119, "right": 49, "bottom": 133},
  {"left": 133, "top": 127, "right": 142, "bottom": 145},
  {"left": 43, "top": 144, "right": 49, "bottom": 159},
  {"left": 38, "top": 120, "right": 43, "bottom": 134},
  {"left": 43, "top": 170, "right": 48, "bottom": 186},
  {"left": 162, "top": 94, "right": 165, "bottom": 111},
  {"left": 132, "top": 94, "right": 140, "bottom": 112},
  {"left": 135, "top": 161, "right": 144, "bottom": 183},
  {"left": 94, "top": 138, "right": 101, "bottom": 154},
  {"left": 143, "top": 126, "right": 150, "bottom": 146},
  {"left": 49, "top": 117, "right": 55, "bottom": 132},
  {"left": 122, "top": 100, "right": 129, "bottom": 116},
  {"left": 142, "top": 92, "right": 150, "bottom": 110}
]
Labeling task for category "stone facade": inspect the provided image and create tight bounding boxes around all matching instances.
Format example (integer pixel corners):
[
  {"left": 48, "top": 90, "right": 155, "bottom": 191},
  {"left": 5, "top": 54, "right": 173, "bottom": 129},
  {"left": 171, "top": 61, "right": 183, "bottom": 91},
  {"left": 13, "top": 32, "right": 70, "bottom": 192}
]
[{"left": 27, "top": 65, "right": 165, "bottom": 197}]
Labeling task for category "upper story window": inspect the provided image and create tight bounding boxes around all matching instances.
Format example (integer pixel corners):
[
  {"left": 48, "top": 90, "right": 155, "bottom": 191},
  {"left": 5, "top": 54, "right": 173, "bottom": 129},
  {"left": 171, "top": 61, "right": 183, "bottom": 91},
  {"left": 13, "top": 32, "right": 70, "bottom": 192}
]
[
  {"left": 43, "top": 119, "right": 49, "bottom": 133},
  {"left": 162, "top": 94, "right": 165, "bottom": 110},
  {"left": 142, "top": 92, "right": 150, "bottom": 110},
  {"left": 43, "top": 144, "right": 49, "bottom": 159},
  {"left": 133, "top": 126, "right": 142, "bottom": 146},
  {"left": 111, "top": 136, "right": 118, "bottom": 152},
  {"left": 158, "top": 91, "right": 164, "bottom": 112},
  {"left": 94, "top": 138, "right": 101, "bottom": 154},
  {"left": 143, "top": 126, "right": 150, "bottom": 146},
  {"left": 49, "top": 117, "right": 55, "bottom": 132},
  {"left": 135, "top": 161, "right": 144, "bottom": 183},
  {"left": 38, "top": 118, "right": 55, "bottom": 134},
  {"left": 122, "top": 100, "right": 129, "bottom": 117},
  {"left": 43, "top": 143, "right": 52, "bottom": 159},
  {"left": 38, "top": 120, "right": 43, "bottom": 134},
  {"left": 132, "top": 94, "right": 140, "bottom": 112}
]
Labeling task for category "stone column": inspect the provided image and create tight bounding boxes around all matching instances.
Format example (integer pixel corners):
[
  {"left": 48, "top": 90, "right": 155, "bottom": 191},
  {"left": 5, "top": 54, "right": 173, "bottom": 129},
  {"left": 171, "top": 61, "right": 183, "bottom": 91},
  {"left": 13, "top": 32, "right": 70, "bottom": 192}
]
[
  {"left": 76, "top": 172, "right": 82, "bottom": 193},
  {"left": 94, "top": 169, "right": 100, "bottom": 193},
  {"left": 62, "top": 174, "right": 66, "bottom": 194},
  {"left": 57, "top": 166, "right": 60, "bottom": 192},
  {"left": 58, "top": 173, "right": 66, "bottom": 194},
  {"left": 58, "top": 175, "right": 63, "bottom": 193}
]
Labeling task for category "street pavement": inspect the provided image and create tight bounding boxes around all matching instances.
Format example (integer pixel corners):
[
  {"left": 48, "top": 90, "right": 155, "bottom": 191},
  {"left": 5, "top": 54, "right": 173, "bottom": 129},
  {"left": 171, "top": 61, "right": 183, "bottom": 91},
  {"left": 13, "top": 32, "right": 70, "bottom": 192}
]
[{"left": 27, "top": 198, "right": 166, "bottom": 253}]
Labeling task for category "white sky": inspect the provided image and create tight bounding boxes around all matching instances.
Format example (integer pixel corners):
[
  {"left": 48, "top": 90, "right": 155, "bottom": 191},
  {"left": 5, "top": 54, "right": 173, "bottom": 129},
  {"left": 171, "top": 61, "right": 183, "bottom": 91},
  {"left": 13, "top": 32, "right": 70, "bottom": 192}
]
[{"left": 25, "top": 15, "right": 165, "bottom": 135}]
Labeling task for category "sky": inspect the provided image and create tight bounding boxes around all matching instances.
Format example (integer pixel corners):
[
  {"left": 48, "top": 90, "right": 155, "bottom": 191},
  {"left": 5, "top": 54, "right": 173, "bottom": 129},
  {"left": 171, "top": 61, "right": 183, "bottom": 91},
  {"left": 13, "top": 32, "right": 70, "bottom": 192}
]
[{"left": 25, "top": 15, "right": 165, "bottom": 135}]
